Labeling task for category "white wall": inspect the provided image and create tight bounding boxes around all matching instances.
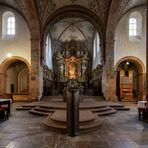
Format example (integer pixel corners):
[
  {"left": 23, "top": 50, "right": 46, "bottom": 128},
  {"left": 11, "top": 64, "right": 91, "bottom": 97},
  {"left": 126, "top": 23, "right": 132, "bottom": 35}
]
[
  {"left": 6, "top": 67, "right": 18, "bottom": 93},
  {"left": 0, "top": 5, "right": 31, "bottom": 64},
  {"left": 114, "top": 6, "right": 146, "bottom": 72}
]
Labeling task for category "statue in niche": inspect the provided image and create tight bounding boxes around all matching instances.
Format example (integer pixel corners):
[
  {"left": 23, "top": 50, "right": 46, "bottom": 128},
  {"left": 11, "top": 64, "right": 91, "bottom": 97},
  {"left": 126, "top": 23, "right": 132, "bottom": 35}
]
[
  {"left": 82, "top": 51, "right": 89, "bottom": 60},
  {"left": 82, "top": 63, "right": 86, "bottom": 76},
  {"left": 56, "top": 51, "right": 64, "bottom": 60},
  {"left": 60, "top": 63, "right": 64, "bottom": 77}
]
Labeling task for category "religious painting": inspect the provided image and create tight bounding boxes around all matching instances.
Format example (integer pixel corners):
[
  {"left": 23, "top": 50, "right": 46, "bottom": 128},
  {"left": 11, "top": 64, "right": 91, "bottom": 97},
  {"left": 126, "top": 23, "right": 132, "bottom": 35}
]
[{"left": 68, "top": 62, "right": 78, "bottom": 79}]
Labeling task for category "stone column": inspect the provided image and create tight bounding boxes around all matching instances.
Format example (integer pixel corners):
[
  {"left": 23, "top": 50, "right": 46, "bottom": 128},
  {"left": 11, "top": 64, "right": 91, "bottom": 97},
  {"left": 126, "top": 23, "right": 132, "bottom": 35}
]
[
  {"left": 102, "top": 31, "right": 117, "bottom": 101},
  {"left": 116, "top": 70, "right": 121, "bottom": 101},
  {"left": 29, "top": 38, "right": 43, "bottom": 101},
  {"left": 0, "top": 73, "right": 7, "bottom": 95}
]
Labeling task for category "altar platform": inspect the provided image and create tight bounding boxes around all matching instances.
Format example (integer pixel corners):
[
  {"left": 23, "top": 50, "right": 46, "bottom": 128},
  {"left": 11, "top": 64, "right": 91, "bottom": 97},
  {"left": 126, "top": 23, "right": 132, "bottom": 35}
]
[{"left": 15, "top": 96, "right": 129, "bottom": 133}]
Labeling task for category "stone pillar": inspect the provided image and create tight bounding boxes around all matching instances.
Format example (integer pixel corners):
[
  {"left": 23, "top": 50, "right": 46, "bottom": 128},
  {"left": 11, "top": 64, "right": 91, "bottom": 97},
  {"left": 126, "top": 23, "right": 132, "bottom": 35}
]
[
  {"left": 0, "top": 73, "right": 7, "bottom": 95},
  {"left": 29, "top": 38, "right": 43, "bottom": 101},
  {"left": 116, "top": 70, "right": 120, "bottom": 101},
  {"left": 102, "top": 31, "right": 117, "bottom": 101}
]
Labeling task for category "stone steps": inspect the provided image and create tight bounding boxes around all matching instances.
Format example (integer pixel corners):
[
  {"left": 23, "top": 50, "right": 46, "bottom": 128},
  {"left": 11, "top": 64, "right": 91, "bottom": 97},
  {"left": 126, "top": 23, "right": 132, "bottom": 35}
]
[
  {"left": 34, "top": 106, "right": 54, "bottom": 113},
  {"left": 28, "top": 104, "right": 117, "bottom": 117},
  {"left": 29, "top": 106, "right": 116, "bottom": 117},
  {"left": 80, "top": 116, "right": 104, "bottom": 133},
  {"left": 43, "top": 114, "right": 104, "bottom": 133},
  {"left": 16, "top": 106, "right": 32, "bottom": 110},
  {"left": 109, "top": 104, "right": 124, "bottom": 108},
  {"left": 91, "top": 106, "right": 112, "bottom": 113},
  {"left": 15, "top": 96, "right": 131, "bottom": 133},
  {"left": 97, "top": 109, "right": 117, "bottom": 116},
  {"left": 108, "top": 104, "right": 130, "bottom": 111},
  {"left": 22, "top": 102, "right": 39, "bottom": 107},
  {"left": 29, "top": 109, "right": 50, "bottom": 116}
]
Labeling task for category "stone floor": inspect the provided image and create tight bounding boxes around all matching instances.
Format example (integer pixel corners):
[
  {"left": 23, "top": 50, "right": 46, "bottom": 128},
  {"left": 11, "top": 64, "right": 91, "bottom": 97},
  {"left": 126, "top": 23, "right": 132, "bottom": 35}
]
[{"left": 0, "top": 101, "right": 148, "bottom": 148}]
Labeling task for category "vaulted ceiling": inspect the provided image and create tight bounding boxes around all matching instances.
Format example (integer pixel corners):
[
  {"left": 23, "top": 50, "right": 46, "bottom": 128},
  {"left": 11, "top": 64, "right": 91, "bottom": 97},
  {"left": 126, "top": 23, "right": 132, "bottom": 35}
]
[
  {"left": 35, "top": 0, "right": 111, "bottom": 26},
  {"left": 0, "top": 0, "right": 146, "bottom": 34},
  {"left": 49, "top": 17, "right": 95, "bottom": 52},
  {"left": 0, "top": 0, "right": 146, "bottom": 57}
]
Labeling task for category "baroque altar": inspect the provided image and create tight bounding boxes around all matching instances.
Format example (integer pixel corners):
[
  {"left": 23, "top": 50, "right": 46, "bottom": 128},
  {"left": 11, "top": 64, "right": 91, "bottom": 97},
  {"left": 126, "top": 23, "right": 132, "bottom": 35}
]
[{"left": 54, "top": 41, "right": 89, "bottom": 94}]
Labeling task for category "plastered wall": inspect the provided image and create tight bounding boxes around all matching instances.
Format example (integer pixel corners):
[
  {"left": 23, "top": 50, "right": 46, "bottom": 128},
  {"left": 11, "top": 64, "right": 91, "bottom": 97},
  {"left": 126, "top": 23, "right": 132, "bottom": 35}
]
[
  {"left": 0, "top": 5, "right": 31, "bottom": 64},
  {"left": 114, "top": 6, "right": 146, "bottom": 72}
]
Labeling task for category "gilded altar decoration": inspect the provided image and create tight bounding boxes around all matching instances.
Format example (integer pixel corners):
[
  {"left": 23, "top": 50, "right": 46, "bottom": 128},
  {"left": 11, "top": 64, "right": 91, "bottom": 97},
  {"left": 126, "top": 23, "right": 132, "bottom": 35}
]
[
  {"left": 68, "top": 62, "right": 78, "bottom": 78},
  {"left": 54, "top": 41, "right": 89, "bottom": 91}
]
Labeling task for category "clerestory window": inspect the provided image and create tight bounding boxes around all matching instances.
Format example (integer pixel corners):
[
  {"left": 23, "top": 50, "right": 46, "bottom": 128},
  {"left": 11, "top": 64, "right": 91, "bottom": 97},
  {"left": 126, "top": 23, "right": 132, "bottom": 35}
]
[
  {"left": 7, "top": 16, "right": 15, "bottom": 35},
  {"left": 129, "top": 18, "right": 137, "bottom": 36}
]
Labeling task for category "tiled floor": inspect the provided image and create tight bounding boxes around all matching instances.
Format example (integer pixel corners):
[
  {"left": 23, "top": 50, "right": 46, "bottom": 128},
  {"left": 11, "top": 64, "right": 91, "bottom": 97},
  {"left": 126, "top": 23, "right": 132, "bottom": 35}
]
[{"left": 0, "top": 101, "right": 148, "bottom": 148}]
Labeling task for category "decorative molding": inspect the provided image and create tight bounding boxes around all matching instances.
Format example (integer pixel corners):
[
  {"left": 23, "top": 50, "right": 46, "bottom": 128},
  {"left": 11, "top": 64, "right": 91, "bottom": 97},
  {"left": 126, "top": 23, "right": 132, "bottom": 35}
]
[
  {"left": 36, "top": 0, "right": 56, "bottom": 24},
  {"left": 15, "top": 0, "right": 26, "bottom": 15},
  {"left": 88, "top": 0, "right": 100, "bottom": 16}
]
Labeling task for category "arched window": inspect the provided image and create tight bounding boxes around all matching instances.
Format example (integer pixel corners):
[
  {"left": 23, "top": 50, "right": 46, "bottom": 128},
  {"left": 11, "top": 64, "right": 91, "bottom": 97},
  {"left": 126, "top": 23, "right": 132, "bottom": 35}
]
[
  {"left": 92, "top": 32, "right": 101, "bottom": 69},
  {"left": 2, "top": 11, "right": 16, "bottom": 37},
  {"left": 7, "top": 16, "right": 15, "bottom": 35},
  {"left": 128, "top": 11, "right": 142, "bottom": 40},
  {"left": 129, "top": 18, "right": 137, "bottom": 36},
  {"left": 45, "top": 34, "right": 52, "bottom": 69}
]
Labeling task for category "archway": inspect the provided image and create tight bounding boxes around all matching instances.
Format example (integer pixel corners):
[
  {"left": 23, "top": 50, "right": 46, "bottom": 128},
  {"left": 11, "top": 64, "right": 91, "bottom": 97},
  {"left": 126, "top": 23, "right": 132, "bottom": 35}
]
[
  {"left": 115, "top": 56, "right": 145, "bottom": 101},
  {"left": 0, "top": 56, "right": 30, "bottom": 101},
  {"left": 41, "top": 6, "right": 104, "bottom": 96}
]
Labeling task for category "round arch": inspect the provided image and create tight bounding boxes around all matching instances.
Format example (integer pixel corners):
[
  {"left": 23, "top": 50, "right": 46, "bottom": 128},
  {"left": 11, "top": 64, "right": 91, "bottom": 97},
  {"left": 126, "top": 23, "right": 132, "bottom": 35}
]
[
  {"left": 0, "top": 56, "right": 31, "bottom": 98},
  {"left": 41, "top": 5, "right": 105, "bottom": 64},
  {"left": 115, "top": 56, "right": 146, "bottom": 101},
  {"left": 43, "top": 5, "right": 104, "bottom": 38},
  {"left": 115, "top": 56, "right": 145, "bottom": 74},
  {"left": 0, "top": 56, "right": 31, "bottom": 74}
]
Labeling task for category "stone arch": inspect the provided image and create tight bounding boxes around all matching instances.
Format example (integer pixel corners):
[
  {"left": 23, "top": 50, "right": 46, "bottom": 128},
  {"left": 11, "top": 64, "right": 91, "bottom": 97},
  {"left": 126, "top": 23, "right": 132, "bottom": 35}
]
[
  {"left": 115, "top": 56, "right": 145, "bottom": 74},
  {"left": 115, "top": 56, "right": 146, "bottom": 101},
  {"left": 43, "top": 5, "right": 103, "bottom": 37},
  {"left": 0, "top": 56, "right": 31, "bottom": 73},
  {"left": 0, "top": 56, "right": 31, "bottom": 97},
  {"left": 41, "top": 5, "right": 105, "bottom": 64}
]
